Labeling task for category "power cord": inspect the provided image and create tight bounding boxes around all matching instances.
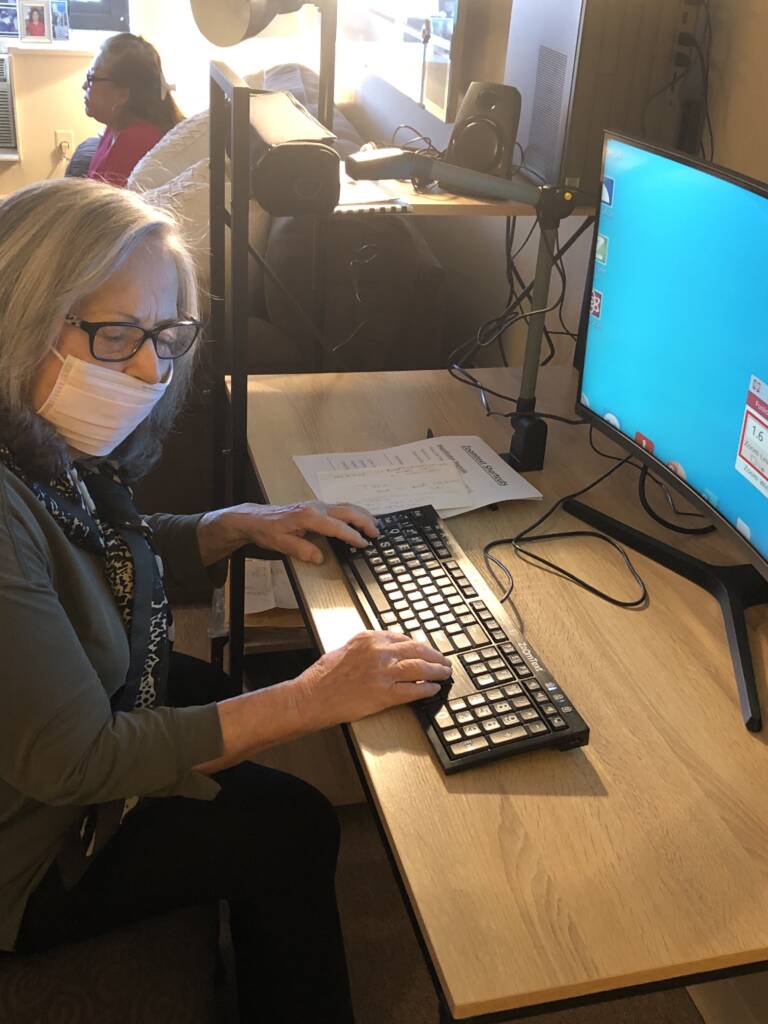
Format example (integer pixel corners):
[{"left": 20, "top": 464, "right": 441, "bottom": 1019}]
[
  {"left": 587, "top": 425, "right": 714, "bottom": 534},
  {"left": 483, "top": 423, "right": 718, "bottom": 614},
  {"left": 448, "top": 365, "right": 589, "bottom": 427},
  {"left": 448, "top": 212, "right": 568, "bottom": 370},
  {"left": 638, "top": 466, "right": 715, "bottom": 535},
  {"left": 484, "top": 455, "right": 649, "bottom": 610}
]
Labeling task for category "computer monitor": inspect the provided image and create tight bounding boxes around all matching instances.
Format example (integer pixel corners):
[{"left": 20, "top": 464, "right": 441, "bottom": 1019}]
[{"left": 575, "top": 133, "right": 768, "bottom": 730}]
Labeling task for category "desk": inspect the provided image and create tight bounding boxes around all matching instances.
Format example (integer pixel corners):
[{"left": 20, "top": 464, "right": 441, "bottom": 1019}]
[{"left": 244, "top": 365, "right": 768, "bottom": 1021}]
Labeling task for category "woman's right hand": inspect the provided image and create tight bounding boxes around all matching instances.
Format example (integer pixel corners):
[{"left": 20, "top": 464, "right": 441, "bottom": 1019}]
[
  {"left": 198, "top": 631, "right": 452, "bottom": 776},
  {"left": 293, "top": 631, "right": 452, "bottom": 728}
]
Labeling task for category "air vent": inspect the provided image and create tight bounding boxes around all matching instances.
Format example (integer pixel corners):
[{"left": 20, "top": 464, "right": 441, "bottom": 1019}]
[
  {"left": 0, "top": 55, "right": 18, "bottom": 151},
  {"left": 526, "top": 45, "right": 567, "bottom": 185}
]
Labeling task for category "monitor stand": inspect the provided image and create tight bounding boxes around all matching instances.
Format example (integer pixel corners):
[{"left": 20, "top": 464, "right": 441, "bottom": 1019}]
[{"left": 564, "top": 499, "right": 768, "bottom": 732}]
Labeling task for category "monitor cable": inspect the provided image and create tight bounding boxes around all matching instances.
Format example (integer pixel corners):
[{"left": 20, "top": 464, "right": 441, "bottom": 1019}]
[
  {"left": 587, "top": 426, "right": 715, "bottom": 535},
  {"left": 448, "top": 213, "right": 567, "bottom": 370},
  {"left": 483, "top": 455, "right": 650, "bottom": 615},
  {"left": 447, "top": 365, "right": 588, "bottom": 427}
]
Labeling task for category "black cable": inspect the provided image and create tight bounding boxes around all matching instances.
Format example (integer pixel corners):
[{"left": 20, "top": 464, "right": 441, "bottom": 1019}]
[
  {"left": 484, "top": 455, "right": 649, "bottom": 610},
  {"left": 390, "top": 124, "right": 443, "bottom": 158},
  {"left": 691, "top": 38, "right": 714, "bottom": 161},
  {"left": 638, "top": 466, "right": 715, "bottom": 535},
  {"left": 504, "top": 214, "right": 560, "bottom": 366},
  {"left": 508, "top": 217, "right": 538, "bottom": 263},
  {"left": 641, "top": 69, "right": 688, "bottom": 139},
  {"left": 448, "top": 365, "right": 589, "bottom": 425},
  {"left": 588, "top": 424, "right": 628, "bottom": 462},
  {"left": 504, "top": 216, "right": 517, "bottom": 300},
  {"left": 588, "top": 426, "right": 713, "bottom": 528},
  {"left": 554, "top": 220, "right": 589, "bottom": 344},
  {"left": 540, "top": 225, "right": 568, "bottom": 366}
]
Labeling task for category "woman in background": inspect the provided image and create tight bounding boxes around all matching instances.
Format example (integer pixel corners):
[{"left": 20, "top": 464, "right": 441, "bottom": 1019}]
[{"left": 85, "top": 33, "right": 183, "bottom": 188}]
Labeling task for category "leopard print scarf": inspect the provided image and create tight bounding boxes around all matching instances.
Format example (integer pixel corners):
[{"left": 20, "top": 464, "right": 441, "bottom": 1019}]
[{"left": 0, "top": 444, "right": 169, "bottom": 709}]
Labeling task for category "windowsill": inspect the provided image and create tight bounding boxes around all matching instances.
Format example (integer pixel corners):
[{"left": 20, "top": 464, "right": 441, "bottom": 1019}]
[{"left": 0, "top": 151, "right": 20, "bottom": 162}]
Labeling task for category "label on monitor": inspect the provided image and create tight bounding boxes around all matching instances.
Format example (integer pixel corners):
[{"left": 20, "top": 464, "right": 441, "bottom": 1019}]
[{"left": 735, "top": 375, "right": 768, "bottom": 501}]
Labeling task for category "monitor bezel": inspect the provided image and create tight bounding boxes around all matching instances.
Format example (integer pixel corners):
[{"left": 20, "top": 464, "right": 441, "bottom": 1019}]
[{"left": 574, "top": 131, "right": 768, "bottom": 584}]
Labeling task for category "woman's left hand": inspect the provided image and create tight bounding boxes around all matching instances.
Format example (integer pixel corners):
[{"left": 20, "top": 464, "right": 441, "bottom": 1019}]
[{"left": 197, "top": 501, "right": 379, "bottom": 567}]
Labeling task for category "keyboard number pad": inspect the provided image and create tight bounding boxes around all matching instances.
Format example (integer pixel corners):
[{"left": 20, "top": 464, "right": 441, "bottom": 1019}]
[{"left": 433, "top": 687, "right": 551, "bottom": 758}]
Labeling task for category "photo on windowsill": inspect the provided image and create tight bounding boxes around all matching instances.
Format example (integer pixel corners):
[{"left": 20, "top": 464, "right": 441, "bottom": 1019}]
[
  {"left": 51, "top": 0, "right": 68, "bottom": 40},
  {"left": 20, "top": 0, "right": 51, "bottom": 42},
  {"left": 0, "top": 3, "right": 19, "bottom": 37}
]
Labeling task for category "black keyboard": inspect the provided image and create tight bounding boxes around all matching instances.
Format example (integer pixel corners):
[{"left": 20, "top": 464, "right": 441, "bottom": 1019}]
[{"left": 332, "top": 505, "right": 589, "bottom": 773}]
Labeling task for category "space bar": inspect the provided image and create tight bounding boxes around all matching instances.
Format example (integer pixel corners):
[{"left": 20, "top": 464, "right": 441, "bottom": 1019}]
[{"left": 352, "top": 560, "right": 390, "bottom": 615}]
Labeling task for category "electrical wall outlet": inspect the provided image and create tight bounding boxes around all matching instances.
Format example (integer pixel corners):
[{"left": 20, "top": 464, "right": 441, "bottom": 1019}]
[{"left": 55, "top": 129, "right": 74, "bottom": 158}]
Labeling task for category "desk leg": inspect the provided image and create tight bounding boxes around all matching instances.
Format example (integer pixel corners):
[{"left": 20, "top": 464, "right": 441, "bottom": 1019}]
[{"left": 438, "top": 998, "right": 456, "bottom": 1023}]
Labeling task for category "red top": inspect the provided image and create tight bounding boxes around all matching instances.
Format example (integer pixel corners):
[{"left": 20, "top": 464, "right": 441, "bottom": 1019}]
[{"left": 87, "top": 121, "right": 166, "bottom": 188}]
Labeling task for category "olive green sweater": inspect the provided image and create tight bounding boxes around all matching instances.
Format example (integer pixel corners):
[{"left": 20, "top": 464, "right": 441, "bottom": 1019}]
[{"left": 0, "top": 464, "right": 225, "bottom": 952}]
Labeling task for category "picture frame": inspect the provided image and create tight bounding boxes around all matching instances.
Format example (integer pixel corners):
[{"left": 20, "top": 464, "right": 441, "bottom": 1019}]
[
  {"left": 51, "top": 0, "right": 68, "bottom": 40},
  {"left": 20, "top": 0, "right": 51, "bottom": 42},
  {"left": 0, "top": 3, "right": 20, "bottom": 37}
]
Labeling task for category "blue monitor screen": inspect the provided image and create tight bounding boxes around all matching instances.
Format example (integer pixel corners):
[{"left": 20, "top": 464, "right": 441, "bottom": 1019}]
[{"left": 579, "top": 137, "right": 768, "bottom": 569}]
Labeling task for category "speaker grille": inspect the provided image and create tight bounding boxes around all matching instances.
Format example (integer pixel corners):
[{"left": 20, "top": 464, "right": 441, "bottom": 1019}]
[
  {"left": 0, "top": 56, "right": 18, "bottom": 151},
  {"left": 526, "top": 45, "right": 567, "bottom": 185}
]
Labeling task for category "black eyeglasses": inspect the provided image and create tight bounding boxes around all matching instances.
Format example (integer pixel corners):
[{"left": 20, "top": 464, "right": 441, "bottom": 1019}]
[
  {"left": 65, "top": 314, "right": 202, "bottom": 363},
  {"left": 83, "top": 72, "right": 114, "bottom": 89}
]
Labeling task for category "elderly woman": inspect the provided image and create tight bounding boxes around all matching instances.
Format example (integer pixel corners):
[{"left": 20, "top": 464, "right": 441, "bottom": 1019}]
[
  {"left": 0, "top": 179, "right": 450, "bottom": 1022},
  {"left": 84, "top": 33, "right": 183, "bottom": 188}
]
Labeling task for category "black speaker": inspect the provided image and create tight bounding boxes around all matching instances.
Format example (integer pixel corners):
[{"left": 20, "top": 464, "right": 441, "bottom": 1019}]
[
  {"left": 247, "top": 90, "right": 341, "bottom": 216},
  {"left": 446, "top": 82, "right": 522, "bottom": 178}
]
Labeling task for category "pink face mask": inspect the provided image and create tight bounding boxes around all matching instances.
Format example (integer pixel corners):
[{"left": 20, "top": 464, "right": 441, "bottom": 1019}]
[{"left": 37, "top": 350, "right": 173, "bottom": 456}]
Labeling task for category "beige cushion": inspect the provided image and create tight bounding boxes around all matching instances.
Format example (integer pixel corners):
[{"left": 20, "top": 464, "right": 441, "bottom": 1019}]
[
  {"left": 128, "top": 110, "right": 210, "bottom": 192},
  {"left": 139, "top": 158, "right": 271, "bottom": 310},
  {"left": 127, "top": 72, "right": 266, "bottom": 192}
]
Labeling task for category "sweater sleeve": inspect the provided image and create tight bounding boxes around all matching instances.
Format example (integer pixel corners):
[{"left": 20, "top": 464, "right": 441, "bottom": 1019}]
[
  {"left": 145, "top": 512, "right": 228, "bottom": 592},
  {"left": 88, "top": 122, "right": 164, "bottom": 188},
  {"left": 0, "top": 485, "right": 224, "bottom": 806}
]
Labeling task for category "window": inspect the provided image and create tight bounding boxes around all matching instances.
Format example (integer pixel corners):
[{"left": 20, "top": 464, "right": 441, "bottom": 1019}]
[{"left": 68, "top": 0, "right": 130, "bottom": 32}]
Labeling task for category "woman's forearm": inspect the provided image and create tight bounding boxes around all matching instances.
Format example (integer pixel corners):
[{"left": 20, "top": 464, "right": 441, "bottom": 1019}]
[
  {"left": 193, "top": 676, "right": 325, "bottom": 774},
  {"left": 196, "top": 508, "right": 244, "bottom": 567}
]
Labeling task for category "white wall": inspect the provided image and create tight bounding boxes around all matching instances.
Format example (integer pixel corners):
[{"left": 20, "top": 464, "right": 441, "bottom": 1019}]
[
  {"left": 0, "top": 46, "right": 95, "bottom": 193},
  {"left": 708, "top": 0, "right": 768, "bottom": 181},
  {"left": 129, "top": 0, "right": 320, "bottom": 117},
  {"left": 0, "top": 0, "right": 319, "bottom": 194}
]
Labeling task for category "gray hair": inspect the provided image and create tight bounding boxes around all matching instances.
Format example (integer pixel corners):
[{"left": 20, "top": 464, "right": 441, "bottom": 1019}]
[{"left": 0, "top": 177, "right": 200, "bottom": 481}]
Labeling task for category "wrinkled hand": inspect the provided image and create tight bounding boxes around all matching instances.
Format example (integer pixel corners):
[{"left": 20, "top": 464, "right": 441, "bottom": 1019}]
[
  {"left": 294, "top": 631, "right": 452, "bottom": 726},
  {"left": 197, "top": 500, "right": 379, "bottom": 566}
]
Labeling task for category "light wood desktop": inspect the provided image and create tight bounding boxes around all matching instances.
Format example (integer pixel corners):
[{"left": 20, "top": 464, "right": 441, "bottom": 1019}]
[{"left": 242, "top": 366, "right": 768, "bottom": 1020}]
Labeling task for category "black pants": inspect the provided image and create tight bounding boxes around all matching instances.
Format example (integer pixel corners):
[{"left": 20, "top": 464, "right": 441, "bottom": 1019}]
[{"left": 15, "top": 653, "right": 355, "bottom": 1024}]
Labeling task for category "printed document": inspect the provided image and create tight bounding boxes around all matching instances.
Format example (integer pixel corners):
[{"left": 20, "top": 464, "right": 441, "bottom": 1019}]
[
  {"left": 294, "top": 435, "right": 541, "bottom": 518},
  {"left": 244, "top": 560, "right": 299, "bottom": 614}
]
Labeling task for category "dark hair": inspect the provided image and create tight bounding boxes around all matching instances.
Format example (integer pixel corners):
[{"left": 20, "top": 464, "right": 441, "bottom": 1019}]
[{"left": 100, "top": 33, "right": 183, "bottom": 133}]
